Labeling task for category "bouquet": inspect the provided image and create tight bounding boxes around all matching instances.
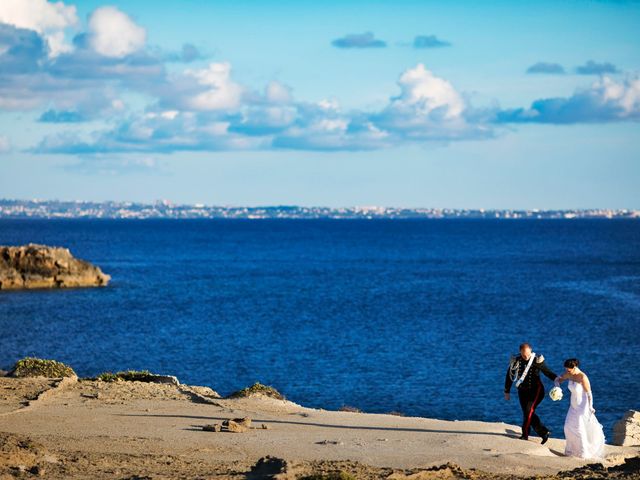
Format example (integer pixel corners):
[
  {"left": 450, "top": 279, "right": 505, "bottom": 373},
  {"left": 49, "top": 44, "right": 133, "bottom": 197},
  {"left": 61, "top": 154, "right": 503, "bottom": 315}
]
[{"left": 549, "top": 386, "right": 563, "bottom": 401}]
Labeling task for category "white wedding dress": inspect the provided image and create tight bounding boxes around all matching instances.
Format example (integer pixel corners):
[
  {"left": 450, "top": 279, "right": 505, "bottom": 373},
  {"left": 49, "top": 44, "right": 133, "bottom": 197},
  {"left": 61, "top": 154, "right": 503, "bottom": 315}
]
[{"left": 564, "top": 380, "right": 605, "bottom": 459}]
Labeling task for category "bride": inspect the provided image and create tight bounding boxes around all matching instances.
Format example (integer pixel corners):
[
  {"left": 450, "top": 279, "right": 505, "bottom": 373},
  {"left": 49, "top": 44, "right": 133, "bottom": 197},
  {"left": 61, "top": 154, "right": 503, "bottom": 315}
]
[{"left": 555, "top": 358, "right": 605, "bottom": 459}]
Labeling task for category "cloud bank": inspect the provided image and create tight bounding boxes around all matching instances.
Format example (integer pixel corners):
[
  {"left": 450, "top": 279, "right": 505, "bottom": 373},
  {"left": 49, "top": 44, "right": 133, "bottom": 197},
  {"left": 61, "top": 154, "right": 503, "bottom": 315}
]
[
  {"left": 0, "top": 0, "right": 638, "bottom": 158},
  {"left": 497, "top": 76, "right": 640, "bottom": 124},
  {"left": 36, "top": 62, "right": 492, "bottom": 154}
]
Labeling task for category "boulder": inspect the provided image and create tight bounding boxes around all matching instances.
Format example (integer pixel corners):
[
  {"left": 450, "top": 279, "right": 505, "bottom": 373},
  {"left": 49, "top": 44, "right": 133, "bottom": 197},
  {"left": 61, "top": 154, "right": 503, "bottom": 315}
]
[
  {"left": 612, "top": 410, "right": 640, "bottom": 446},
  {"left": 247, "top": 456, "right": 293, "bottom": 479},
  {"left": 0, "top": 244, "right": 110, "bottom": 290}
]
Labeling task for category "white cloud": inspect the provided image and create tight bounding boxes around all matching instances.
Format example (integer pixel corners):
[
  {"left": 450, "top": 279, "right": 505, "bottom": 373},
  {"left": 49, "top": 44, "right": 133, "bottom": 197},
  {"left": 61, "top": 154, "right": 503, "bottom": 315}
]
[
  {"left": 392, "top": 63, "right": 464, "bottom": 119},
  {"left": 0, "top": 0, "right": 77, "bottom": 56},
  {"left": 372, "top": 63, "right": 488, "bottom": 141},
  {"left": 88, "top": 6, "right": 146, "bottom": 58},
  {"left": 185, "top": 62, "right": 243, "bottom": 111},
  {"left": 265, "top": 81, "right": 292, "bottom": 104},
  {"left": 598, "top": 76, "right": 640, "bottom": 116},
  {"left": 317, "top": 98, "right": 340, "bottom": 111}
]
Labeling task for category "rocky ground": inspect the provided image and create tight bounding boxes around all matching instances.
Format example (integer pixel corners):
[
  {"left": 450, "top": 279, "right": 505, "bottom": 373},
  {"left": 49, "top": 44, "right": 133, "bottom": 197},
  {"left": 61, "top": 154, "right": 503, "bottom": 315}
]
[{"left": 0, "top": 375, "right": 638, "bottom": 479}]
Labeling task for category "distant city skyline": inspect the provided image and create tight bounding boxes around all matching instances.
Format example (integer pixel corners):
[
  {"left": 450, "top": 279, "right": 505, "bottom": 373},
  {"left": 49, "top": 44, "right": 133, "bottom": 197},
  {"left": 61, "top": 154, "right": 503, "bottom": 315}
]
[
  {"left": 1, "top": 199, "right": 638, "bottom": 220},
  {"left": 0, "top": 0, "right": 639, "bottom": 208}
]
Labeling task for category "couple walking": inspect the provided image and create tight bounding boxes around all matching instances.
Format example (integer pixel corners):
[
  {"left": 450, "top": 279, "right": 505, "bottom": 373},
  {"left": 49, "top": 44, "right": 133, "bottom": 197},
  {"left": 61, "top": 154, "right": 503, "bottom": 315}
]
[{"left": 504, "top": 342, "right": 605, "bottom": 459}]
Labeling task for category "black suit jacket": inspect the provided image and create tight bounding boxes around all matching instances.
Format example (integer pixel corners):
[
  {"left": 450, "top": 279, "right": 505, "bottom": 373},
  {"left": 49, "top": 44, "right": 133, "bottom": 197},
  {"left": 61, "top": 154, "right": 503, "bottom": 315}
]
[{"left": 505, "top": 354, "right": 558, "bottom": 393}]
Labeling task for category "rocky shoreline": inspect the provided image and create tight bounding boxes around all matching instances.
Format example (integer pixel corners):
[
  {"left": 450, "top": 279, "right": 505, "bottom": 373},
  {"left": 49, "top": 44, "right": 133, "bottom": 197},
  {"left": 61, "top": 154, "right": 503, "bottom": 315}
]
[{"left": 0, "top": 244, "right": 110, "bottom": 290}]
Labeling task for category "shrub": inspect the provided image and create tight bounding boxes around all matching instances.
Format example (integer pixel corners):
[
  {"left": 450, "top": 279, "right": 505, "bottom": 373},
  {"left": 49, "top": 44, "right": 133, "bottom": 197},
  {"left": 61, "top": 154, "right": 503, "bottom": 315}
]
[
  {"left": 228, "top": 382, "right": 284, "bottom": 400},
  {"left": 11, "top": 357, "right": 76, "bottom": 378},
  {"left": 95, "top": 370, "right": 155, "bottom": 382},
  {"left": 96, "top": 372, "right": 119, "bottom": 382},
  {"left": 113, "top": 370, "right": 155, "bottom": 382}
]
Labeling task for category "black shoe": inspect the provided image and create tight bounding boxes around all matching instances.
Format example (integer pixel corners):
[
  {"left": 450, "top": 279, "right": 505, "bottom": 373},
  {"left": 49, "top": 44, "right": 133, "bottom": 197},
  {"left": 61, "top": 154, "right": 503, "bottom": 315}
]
[
  {"left": 541, "top": 432, "right": 550, "bottom": 445},
  {"left": 519, "top": 435, "right": 528, "bottom": 440}
]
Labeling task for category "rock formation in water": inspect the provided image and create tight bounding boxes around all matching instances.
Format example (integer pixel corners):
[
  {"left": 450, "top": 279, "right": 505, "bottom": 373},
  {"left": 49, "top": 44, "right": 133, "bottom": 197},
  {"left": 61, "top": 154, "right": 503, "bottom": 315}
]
[
  {"left": 0, "top": 244, "right": 110, "bottom": 290},
  {"left": 613, "top": 410, "right": 640, "bottom": 446}
]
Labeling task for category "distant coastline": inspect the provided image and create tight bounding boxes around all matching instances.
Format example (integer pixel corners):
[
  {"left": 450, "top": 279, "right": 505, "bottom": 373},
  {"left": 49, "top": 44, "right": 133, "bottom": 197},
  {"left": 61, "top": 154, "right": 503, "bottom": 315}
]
[{"left": 1, "top": 199, "right": 638, "bottom": 220}]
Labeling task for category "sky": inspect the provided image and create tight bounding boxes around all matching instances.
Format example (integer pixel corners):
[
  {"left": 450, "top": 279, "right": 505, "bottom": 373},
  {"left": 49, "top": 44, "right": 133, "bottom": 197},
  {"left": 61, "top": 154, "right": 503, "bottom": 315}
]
[{"left": 0, "top": 0, "right": 639, "bottom": 208}]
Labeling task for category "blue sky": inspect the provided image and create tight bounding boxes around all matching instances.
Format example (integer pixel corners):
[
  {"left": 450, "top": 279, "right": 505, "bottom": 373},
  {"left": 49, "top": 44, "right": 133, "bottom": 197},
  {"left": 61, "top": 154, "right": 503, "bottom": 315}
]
[{"left": 0, "top": 0, "right": 638, "bottom": 208}]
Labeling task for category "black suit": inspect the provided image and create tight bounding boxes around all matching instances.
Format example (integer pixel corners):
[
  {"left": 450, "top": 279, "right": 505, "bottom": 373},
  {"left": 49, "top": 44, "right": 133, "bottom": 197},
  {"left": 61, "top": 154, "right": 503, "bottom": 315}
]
[{"left": 505, "top": 354, "right": 558, "bottom": 438}]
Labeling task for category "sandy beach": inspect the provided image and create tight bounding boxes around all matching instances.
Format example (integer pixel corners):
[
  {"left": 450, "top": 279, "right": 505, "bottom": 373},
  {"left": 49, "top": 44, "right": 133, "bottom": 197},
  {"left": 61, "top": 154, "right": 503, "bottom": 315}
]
[{"left": 1, "top": 375, "right": 638, "bottom": 479}]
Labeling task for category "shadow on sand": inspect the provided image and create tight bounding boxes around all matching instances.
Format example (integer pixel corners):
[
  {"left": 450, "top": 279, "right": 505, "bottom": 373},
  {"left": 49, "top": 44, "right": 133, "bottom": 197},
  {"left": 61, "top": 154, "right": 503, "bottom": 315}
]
[{"left": 118, "top": 413, "right": 532, "bottom": 439}]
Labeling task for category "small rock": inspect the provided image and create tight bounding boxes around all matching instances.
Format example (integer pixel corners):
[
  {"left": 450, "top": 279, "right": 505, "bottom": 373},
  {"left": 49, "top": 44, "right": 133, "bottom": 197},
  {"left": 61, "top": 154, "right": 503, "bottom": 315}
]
[
  {"left": 316, "top": 440, "right": 343, "bottom": 445},
  {"left": 224, "top": 420, "right": 248, "bottom": 433},
  {"left": 261, "top": 423, "right": 270, "bottom": 430},
  {"left": 232, "top": 416, "right": 252, "bottom": 428},
  {"left": 29, "top": 465, "right": 45, "bottom": 476},
  {"left": 147, "top": 374, "right": 180, "bottom": 386},
  {"left": 203, "top": 424, "right": 222, "bottom": 432}
]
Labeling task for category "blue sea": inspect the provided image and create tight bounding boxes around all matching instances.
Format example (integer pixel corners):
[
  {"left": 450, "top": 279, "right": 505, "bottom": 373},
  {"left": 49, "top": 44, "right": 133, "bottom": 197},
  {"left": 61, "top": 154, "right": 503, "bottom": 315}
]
[{"left": 1, "top": 218, "right": 638, "bottom": 439}]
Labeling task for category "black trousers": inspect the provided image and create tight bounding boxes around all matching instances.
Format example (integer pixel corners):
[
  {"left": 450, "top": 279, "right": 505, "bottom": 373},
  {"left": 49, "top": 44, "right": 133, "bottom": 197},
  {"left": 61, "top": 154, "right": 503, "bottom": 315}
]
[{"left": 517, "top": 382, "right": 548, "bottom": 438}]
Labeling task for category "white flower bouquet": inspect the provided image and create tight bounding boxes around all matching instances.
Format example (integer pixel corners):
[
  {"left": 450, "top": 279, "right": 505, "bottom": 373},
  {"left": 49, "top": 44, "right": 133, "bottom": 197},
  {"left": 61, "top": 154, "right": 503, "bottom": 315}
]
[{"left": 549, "top": 386, "right": 563, "bottom": 401}]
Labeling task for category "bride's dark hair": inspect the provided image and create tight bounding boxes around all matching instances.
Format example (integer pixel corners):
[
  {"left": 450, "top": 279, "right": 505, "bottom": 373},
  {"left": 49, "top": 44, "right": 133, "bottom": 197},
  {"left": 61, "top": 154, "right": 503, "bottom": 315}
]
[{"left": 564, "top": 358, "right": 580, "bottom": 368}]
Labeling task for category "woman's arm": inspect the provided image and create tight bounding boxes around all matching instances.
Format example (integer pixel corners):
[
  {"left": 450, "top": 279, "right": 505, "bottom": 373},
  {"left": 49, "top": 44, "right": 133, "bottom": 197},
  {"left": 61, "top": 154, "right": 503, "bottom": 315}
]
[
  {"left": 555, "top": 372, "right": 570, "bottom": 385},
  {"left": 580, "top": 374, "right": 595, "bottom": 413}
]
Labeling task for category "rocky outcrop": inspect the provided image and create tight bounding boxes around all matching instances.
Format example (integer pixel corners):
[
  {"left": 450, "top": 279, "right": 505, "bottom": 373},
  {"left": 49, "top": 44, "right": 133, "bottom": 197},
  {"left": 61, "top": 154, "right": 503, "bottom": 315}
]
[
  {"left": 0, "top": 244, "right": 110, "bottom": 290},
  {"left": 613, "top": 410, "right": 640, "bottom": 446}
]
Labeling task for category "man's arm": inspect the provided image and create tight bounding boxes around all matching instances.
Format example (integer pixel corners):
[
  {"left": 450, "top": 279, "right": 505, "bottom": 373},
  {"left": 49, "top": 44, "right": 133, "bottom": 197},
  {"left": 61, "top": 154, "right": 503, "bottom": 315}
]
[
  {"left": 505, "top": 363, "right": 514, "bottom": 393},
  {"left": 537, "top": 357, "right": 558, "bottom": 381}
]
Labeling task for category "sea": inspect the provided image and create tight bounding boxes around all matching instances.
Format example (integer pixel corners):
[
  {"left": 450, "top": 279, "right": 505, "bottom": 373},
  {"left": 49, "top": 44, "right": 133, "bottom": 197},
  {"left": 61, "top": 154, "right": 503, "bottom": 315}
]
[{"left": 0, "top": 218, "right": 638, "bottom": 439}]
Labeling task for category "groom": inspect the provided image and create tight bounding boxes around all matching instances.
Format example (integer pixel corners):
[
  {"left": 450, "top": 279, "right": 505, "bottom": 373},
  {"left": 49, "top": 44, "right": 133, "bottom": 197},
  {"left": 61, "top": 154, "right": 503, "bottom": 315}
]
[{"left": 504, "top": 342, "right": 559, "bottom": 443}]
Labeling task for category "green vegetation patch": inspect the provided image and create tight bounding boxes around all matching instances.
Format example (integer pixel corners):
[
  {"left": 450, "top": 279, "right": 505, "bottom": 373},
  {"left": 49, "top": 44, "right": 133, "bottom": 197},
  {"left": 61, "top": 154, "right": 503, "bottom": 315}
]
[
  {"left": 95, "top": 370, "right": 156, "bottom": 382},
  {"left": 300, "top": 472, "right": 356, "bottom": 480},
  {"left": 228, "top": 382, "right": 285, "bottom": 400},
  {"left": 11, "top": 357, "right": 76, "bottom": 378},
  {"left": 95, "top": 372, "right": 119, "bottom": 382}
]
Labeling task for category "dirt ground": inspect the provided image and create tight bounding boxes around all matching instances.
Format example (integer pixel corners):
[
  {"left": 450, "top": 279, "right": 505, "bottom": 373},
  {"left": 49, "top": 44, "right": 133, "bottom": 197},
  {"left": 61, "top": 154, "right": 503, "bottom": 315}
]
[{"left": 1, "top": 376, "right": 638, "bottom": 479}]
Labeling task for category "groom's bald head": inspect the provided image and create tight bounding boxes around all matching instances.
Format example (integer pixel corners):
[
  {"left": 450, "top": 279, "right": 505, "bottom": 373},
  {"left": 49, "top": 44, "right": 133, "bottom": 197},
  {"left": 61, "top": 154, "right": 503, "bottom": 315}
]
[{"left": 519, "top": 343, "right": 532, "bottom": 359}]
